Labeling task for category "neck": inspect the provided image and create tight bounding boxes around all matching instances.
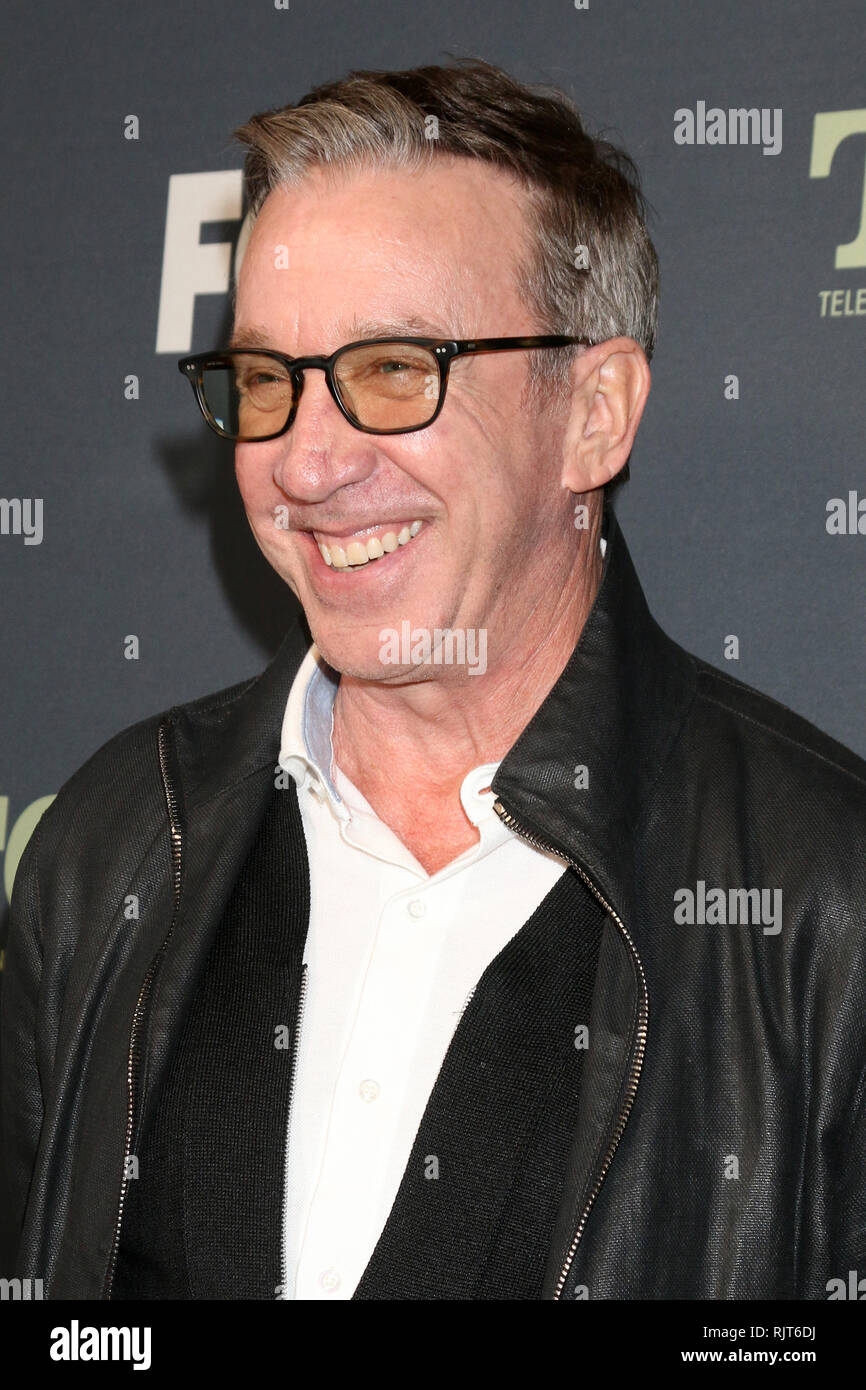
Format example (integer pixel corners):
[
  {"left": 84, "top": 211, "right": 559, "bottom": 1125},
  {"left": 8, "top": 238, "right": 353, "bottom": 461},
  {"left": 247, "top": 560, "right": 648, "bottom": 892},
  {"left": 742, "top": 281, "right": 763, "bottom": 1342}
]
[{"left": 330, "top": 523, "right": 604, "bottom": 855}]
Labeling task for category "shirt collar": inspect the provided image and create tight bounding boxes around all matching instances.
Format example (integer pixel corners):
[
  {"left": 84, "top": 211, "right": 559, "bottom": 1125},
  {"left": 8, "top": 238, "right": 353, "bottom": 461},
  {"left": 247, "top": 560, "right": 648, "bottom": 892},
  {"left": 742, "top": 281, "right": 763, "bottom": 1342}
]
[
  {"left": 278, "top": 645, "right": 503, "bottom": 832},
  {"left": 278, "top": 643, "right": 344, "bottom": 807}
]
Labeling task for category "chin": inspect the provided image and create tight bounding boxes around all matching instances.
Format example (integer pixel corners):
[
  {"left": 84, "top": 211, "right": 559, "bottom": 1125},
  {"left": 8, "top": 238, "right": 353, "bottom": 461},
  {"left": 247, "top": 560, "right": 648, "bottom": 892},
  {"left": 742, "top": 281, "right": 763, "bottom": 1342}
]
[
  {"left": 311, "top": 629, "right": 425, "bottom": 684},
  {"left": 309, "top": 630, "right": 382, "bottom": 679}
]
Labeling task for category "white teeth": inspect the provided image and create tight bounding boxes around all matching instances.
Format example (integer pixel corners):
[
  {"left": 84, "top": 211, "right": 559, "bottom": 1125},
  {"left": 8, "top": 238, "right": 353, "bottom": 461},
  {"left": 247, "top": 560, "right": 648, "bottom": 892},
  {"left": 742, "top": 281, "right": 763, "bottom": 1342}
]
[{"left": 316, "top": 521, "right": 423, "bottom": 568}]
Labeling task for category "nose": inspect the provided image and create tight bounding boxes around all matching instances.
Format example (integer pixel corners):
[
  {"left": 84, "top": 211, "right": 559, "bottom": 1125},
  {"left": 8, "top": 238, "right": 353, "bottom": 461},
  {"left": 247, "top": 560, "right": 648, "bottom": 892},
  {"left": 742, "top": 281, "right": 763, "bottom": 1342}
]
[{"left": 270, "top": 364, "right": 377, "bottom": 505}]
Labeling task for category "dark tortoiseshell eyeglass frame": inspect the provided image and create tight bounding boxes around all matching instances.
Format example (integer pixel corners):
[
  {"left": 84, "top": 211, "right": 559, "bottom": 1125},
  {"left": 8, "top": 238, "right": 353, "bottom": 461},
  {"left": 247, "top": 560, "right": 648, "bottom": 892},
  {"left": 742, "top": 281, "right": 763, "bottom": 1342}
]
[{"left": 178, "top": 334, "right": 596, "bottom": 440}]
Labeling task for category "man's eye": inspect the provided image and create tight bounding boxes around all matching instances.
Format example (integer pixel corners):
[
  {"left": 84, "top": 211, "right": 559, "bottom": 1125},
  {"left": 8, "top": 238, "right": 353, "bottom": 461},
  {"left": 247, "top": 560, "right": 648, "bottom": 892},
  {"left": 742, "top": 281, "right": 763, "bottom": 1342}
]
[
  {"left": 238, "top": 370, "right": 289, "bottom": 389},
  {"left": 375, "top": 356, "right": 431, "bottom": 377}
]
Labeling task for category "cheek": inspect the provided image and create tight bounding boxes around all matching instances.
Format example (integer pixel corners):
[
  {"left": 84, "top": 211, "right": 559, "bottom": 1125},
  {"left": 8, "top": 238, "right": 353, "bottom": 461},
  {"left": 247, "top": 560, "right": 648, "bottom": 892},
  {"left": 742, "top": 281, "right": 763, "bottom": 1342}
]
[{"left": 235, "top": 450, "right": 273, "bottom": 514}]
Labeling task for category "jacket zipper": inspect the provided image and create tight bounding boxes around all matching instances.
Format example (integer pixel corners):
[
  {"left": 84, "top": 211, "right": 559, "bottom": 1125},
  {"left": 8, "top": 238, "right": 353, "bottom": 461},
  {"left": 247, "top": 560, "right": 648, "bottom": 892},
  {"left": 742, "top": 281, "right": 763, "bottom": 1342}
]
[
  {"left": 492, "top": 797, "right": 649, "bottom": 1300},
  {"left": 457, "top": 985, "right": 476, "bottom": 1022},
  {"left": 278, "top": 961, "right": 309, "bottom": 1301},
  {"left": 102, "top": 719, "right": 184, "bottom": 1299}
]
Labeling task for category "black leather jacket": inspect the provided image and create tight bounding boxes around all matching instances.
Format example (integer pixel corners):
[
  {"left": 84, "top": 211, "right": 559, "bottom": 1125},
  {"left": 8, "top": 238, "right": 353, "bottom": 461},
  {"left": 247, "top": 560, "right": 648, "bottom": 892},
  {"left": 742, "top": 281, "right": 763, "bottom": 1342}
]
[{"left": 2, "top": 505, "right": 865, "bottom": 1299}]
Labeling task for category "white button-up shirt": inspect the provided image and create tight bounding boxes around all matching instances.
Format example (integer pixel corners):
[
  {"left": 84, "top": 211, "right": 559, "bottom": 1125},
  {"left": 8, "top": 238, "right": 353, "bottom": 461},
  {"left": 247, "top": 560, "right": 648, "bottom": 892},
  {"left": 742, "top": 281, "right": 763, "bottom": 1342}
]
[{"left": 278, "top": 537, "right": 606, "bottom": 1299}]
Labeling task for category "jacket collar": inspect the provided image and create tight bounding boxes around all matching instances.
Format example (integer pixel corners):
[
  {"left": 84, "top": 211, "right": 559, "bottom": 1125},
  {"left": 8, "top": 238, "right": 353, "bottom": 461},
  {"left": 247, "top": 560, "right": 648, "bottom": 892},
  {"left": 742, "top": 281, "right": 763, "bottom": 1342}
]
[
  {"left": 170, "top": 501, "right": 696, "bottom": 919},
  {"left": 491, "top": 501, "right": 697, "bottom": 915}
]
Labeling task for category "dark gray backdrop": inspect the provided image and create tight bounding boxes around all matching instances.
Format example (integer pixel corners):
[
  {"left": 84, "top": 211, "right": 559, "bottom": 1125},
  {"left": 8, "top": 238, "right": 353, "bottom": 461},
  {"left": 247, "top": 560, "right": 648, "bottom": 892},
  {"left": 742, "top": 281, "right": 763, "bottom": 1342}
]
[{"left": 2, "top": 0, "right": 864, "bottom": 928}]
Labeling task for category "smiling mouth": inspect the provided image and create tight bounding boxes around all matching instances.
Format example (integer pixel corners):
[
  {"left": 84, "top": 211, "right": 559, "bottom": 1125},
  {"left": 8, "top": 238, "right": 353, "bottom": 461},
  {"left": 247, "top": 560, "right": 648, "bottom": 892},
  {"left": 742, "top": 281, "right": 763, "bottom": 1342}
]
[{"left": 312, "top": 519, "right": 424, "bottom": 569}]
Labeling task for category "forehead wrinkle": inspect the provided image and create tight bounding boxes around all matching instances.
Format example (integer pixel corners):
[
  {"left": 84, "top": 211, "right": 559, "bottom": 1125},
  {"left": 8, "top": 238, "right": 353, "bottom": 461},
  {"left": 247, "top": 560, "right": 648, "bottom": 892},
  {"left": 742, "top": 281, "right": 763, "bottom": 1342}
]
[
  {"left": 343, "top": 310, "right": 454, "bottom": 341},
  {"left": 230, "top": 281, "right": 475, "bottom": 353},
  {"left": 342, "top": 266, "right": 473, "bottom": 341}
]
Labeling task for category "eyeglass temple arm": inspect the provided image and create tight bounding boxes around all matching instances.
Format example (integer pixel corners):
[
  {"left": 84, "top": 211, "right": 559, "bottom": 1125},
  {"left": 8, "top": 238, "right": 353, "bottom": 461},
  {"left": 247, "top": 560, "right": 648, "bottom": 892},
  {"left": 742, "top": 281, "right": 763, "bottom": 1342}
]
[{"left": 451, "top": 335, "right": 595, "bottom": 354}]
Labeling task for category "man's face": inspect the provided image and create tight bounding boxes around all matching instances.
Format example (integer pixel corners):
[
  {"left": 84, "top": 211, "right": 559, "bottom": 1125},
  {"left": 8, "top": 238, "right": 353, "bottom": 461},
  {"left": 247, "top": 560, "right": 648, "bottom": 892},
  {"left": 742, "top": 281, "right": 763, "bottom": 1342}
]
[{"left": 233, "top": 157, "right": 577, "bottom": 682}]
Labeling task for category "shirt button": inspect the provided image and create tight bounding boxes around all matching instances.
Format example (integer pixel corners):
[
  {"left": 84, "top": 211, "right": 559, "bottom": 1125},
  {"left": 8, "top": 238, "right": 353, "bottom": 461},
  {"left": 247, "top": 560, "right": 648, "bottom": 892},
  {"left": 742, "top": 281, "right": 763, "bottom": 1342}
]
[
  {"left": 359, "top": 1079, "right": 380, "bottom": 1102},
  {"left": 319, "top": 1268, "right": 341, "bottom": 1292},
  {"left": 408, "top": 899, "right": 426, "bottom": 918}
]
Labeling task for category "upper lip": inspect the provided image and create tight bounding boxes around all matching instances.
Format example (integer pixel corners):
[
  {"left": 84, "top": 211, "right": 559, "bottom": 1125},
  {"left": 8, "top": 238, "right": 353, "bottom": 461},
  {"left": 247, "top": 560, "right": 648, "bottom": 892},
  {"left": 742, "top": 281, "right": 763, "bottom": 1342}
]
[{"left": 305, "top": 519, "right": 422, "bottom": 539}]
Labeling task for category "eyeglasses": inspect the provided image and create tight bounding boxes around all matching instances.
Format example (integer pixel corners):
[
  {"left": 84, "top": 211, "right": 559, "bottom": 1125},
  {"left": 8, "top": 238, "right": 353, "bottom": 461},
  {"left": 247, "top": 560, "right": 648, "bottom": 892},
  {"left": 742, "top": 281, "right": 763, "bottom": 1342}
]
[{"left": 177, "top": 335, "right": 595, "bottom": 441}]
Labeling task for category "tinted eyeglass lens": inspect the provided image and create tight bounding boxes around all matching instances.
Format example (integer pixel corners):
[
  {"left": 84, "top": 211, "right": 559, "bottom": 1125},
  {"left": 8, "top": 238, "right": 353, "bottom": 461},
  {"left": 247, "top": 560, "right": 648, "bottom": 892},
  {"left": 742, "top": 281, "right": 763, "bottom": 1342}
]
[
  {"left": 334, "top": 342, "right": 441, "bottom": 430},
  {"left": 200, "top": 353, "right": 295, "bottom": 439}
]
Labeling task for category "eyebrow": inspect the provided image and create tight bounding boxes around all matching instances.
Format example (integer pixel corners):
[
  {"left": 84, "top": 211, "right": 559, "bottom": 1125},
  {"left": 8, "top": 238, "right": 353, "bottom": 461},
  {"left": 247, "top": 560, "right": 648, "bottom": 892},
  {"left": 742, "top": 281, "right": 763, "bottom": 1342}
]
[
  {"left": 227, "top": 324, "right": 276, "bottom": 350},
  {"left": 227, "top": 313, "right": 460, "bottom": 353}
]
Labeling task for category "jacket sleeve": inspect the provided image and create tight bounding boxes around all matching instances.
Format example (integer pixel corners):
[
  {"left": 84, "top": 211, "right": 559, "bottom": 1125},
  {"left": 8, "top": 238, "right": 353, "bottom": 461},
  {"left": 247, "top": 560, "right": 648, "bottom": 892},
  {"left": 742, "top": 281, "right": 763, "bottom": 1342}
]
[
  {"left": 0, "top": 818, "right": 45, "bottom": 1275},
  {"left": 834, "top": 1051, "right": 866, "bottom": 1277}
]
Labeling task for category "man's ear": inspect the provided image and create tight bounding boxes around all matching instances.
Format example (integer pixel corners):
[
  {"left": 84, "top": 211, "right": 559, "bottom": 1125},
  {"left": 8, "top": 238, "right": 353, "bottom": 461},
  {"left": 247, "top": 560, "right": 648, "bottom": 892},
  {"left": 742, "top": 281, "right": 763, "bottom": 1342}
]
[{"left": 560, "top": 337, "right": 651, "bottom": 493}]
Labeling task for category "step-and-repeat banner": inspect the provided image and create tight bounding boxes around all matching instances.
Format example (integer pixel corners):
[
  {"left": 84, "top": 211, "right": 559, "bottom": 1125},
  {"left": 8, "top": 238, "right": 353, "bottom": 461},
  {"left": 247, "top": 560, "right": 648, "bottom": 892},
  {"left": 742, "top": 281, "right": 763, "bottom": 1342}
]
[{"left": 1, "top": 0, "right": 864, "bottom": 937}]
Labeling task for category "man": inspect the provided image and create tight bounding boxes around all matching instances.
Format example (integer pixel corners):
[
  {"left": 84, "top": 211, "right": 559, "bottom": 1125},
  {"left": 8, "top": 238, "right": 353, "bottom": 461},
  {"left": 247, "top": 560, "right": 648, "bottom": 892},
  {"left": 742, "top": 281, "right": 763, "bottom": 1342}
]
[{"left": 2, "top": 58, "right": 864, "bottom": 1302}]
